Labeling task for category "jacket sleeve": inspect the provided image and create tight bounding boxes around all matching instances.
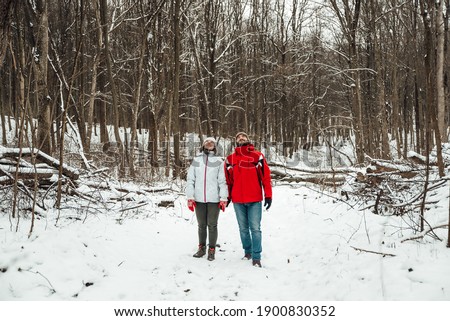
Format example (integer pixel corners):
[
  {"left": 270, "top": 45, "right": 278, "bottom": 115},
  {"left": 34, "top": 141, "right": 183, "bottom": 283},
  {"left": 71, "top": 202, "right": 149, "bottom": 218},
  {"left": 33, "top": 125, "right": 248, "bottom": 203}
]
[
  {"left": 218, "top": 159, "right": 228, "bottom": 201},
  {"left": 261, "top": 155, "right": 272, "bottom": 199},
  {"left": 185, "top": 161, "right": 196, "bottom": 199},
  {"left": 224, "top": 158, "right": 233, "bottom": 200}
]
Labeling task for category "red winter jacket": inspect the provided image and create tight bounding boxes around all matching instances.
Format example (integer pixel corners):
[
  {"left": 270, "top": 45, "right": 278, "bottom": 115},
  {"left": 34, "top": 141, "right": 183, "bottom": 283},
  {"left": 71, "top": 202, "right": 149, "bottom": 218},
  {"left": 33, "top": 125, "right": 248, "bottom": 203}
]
[{"left": 225, "top": 144, "right": 272, "bottom": 203}]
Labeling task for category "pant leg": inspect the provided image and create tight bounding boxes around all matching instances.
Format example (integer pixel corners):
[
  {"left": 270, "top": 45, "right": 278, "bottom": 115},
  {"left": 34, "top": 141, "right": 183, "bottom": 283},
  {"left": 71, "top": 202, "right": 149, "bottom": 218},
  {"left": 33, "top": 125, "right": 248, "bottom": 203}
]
[
  {"left": 247, "top": 202, "right": 262, "bottom": 260},
  {"left": 233, "top": 203, "right": 252, "bottom": 255},
  {"left": 206, "top": 203, "right": 220, "bottom": 248},
  {"left": 195, "top": 202, "right": 208, "bottom": 245}
]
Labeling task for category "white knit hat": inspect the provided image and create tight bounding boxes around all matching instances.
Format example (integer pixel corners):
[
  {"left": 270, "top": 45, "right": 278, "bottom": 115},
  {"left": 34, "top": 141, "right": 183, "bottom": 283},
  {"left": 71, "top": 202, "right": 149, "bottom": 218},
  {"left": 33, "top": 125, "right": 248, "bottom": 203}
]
[{"left": 203, "top": 137, "right": 216, "bottom": 145}]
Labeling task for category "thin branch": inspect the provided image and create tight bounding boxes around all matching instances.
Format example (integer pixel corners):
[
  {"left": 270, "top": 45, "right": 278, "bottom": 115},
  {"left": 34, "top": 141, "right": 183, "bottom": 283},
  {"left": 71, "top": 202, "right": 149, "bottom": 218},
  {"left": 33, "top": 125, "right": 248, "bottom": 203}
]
[
  {"left": 401, "top": 224, "right": 448, "bottom": 243},
  {"left": 350, "top": 246, "right": 396, "bottom": 257}
]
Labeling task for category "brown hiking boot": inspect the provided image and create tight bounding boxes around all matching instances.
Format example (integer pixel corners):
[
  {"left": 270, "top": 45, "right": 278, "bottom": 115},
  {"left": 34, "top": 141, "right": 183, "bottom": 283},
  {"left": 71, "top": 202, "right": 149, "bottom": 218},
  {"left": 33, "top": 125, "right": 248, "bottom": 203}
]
[
  {"left": 252, "top": 260, "right": 262, "bottom": 268},
  {"left": 242, "top": 253, "right": 252, "bottom": 260},
  {"left": 193, "top": 245, "right": 206, "bottom": 258},
  {"left": 207, "top": 248, "right": 215, "bottom": 261}
]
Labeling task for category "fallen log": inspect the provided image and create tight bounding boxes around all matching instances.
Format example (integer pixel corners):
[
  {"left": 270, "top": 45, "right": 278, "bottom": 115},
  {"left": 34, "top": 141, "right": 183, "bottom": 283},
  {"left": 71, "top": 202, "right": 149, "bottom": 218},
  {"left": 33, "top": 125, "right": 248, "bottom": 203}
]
[
  {"left": 271, "top": 169, "right": 346, "bottom": 186},
  {"left": 0, "top": 147, "right": 80, "bottom": 180},
  {"left": 0, "top": 164, "right": 57, "bottom": 176},
  {"left": 0, "top": 165, "right": 57, "bottom": 185},
  {"left": 368, "top": 159, "right": 419, "bottom": 179},
  {"left": 406, "top": 151, "right": 438, "bottom": 166},
  {"left": 268, "top": 162, "right": 353, "bottom": 174},
  {"left": 79, "top": 180, "right": 173, "bottom": 194},
  {"left": 355, "top": 159, "right": 420, "bottom": 186}
]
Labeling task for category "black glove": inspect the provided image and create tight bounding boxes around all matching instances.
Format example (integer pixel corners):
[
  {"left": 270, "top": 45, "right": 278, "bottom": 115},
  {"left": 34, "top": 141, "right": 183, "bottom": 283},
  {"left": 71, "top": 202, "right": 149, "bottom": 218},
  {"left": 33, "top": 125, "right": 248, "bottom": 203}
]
[
  {"left": 264, "top": 198, "right": 272, "bottom": 210},
  {"left": 226, "top": 199, "right": 231, "bottom": 207}
]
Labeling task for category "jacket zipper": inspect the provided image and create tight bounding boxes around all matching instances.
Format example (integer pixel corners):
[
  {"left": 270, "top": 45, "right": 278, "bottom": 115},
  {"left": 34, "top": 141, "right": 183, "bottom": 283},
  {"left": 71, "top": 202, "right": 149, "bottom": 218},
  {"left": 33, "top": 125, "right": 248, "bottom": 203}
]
[{"left": 204, "top": 154, "right": 208, "bottom": 202}]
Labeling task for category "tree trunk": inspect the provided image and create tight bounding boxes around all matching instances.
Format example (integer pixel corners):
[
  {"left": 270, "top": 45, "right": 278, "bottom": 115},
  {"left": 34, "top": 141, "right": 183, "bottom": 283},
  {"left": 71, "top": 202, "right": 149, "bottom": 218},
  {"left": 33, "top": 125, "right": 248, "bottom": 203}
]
[
  {"left": 100, "top": 0, "right": 123, "bottom": 175},
  {"left": 375, "top": 41, "right": 390, "bottom": 160},
  {"left": 94, "top": 0, "right": 108, "bottom": 145},
  {"left": 0, "top": 69, "right": 7, "bottom": 145},
  {"left": 129, "top": 8, "right": 148, "bottom": 177},
  {"left": 436, "top": 0, "right": 447, "bottom": 143},
  {"left": 73, "top": 0, "right": 87, "bottom": 152},
  {"left": 171, "top": 0, "right": 182, "bottom": 178},
  {"left": 329, "top": 0, "right": 364, "bottom": 164},
  {"left": 0, "top": 0, "right": 14, "bottom": 66},
  {"left": 35, "top": 0, "right": 52, "bottom": 154},
  {"left": 421, "top": 0, "right": 445, "bottom": 177},
  {"left": 86, "top": 53, "right": 99, "bottom": 152},
  {"left": 413, "top": 1, "right": 424, "bottom": 154},
  {"left": 56, "top": 19, "right": 83, "bottom": 209}
]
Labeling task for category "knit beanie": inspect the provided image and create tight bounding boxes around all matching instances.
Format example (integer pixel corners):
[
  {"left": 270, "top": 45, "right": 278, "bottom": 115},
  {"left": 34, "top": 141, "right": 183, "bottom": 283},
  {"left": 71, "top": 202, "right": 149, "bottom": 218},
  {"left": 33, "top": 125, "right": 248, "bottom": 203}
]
[
  {"left": 203, "top": 137, "right": 216, "bottom": 146},
  {"left": 235, "top": 132, "right": 249, "bottom": 141}
]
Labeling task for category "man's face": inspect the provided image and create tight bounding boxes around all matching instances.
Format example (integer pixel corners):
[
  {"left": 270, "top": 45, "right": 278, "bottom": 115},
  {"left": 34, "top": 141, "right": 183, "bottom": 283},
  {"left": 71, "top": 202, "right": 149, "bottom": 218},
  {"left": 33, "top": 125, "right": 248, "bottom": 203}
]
[{"left": 236, "top": 134, "right": 248, "bottom": 146}]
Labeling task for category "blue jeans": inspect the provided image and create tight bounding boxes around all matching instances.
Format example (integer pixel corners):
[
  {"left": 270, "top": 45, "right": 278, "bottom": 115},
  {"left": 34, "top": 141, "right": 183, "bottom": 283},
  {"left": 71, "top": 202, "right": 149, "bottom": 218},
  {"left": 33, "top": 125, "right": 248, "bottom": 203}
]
[{"left": 233, "top": 202, "right": 262, "bottom": 260}]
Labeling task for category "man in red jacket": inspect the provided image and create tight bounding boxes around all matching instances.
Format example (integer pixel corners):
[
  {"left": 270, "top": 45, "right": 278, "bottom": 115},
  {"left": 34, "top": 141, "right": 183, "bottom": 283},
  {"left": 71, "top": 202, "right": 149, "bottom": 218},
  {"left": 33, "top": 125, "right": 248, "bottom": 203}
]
[{"left": 225, "top": 132, "right": 272, "bottom": 268}]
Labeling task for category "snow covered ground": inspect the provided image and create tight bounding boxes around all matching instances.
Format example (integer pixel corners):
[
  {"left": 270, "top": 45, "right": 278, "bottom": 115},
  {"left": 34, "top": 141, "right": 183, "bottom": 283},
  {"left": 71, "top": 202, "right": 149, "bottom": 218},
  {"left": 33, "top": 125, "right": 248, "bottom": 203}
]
[{"left": 1, "top": 179, "right": 449, "bottom": 302}]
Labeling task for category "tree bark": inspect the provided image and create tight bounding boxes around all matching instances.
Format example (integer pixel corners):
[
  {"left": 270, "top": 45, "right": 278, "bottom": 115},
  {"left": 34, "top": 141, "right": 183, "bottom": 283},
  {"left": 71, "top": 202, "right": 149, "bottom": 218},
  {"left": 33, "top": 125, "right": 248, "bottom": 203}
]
[
  {"left": 34, "top": 0, "right": 52, "bottom": 154},
  {"left": 329, "top": 0, "right": 364, "bottom": 164},
  {"left": 420, "top": 0, "right": 445, "bottom": 177},
  {"left": 0, "top": 0, "right": 14, "bottom": 66},
  {"left": 93, "top": 0, "right": 108, "bottom": 146},
  {"left": 129, "top": 2, "right": 149, "bottom": 177},
  {"left": 375, "top": 49, "right": 390, "bottom": 159},
  {"left": 436, "top": 0, "right": 447, "bottom": 143},
  {"left": 171, "top": 0, "right": 182, "bottom": 178},
  {"left": 86, "top": 52, "right": 100, "bottom": 152},
  {"left": 100, "top": 0, "right": 123, "bottom": 175}
]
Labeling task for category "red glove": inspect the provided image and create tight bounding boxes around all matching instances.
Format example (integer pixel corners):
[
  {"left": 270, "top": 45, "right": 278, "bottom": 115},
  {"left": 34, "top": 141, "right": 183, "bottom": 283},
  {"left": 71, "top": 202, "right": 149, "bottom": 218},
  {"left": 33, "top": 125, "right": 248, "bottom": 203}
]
[
  {"left": 187, "top": 199, "right": 196, "bottom": 212},
  {"left": 219, "top": 201, "right": 227, "bottom": 212}
]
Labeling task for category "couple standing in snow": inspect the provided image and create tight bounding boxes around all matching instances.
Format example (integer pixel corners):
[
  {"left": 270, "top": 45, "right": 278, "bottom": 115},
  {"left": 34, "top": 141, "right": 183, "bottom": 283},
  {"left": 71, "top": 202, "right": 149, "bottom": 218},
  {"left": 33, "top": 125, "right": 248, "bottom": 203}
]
[{"left": 185, "top": 132, "right": 272, "bottom": 268}]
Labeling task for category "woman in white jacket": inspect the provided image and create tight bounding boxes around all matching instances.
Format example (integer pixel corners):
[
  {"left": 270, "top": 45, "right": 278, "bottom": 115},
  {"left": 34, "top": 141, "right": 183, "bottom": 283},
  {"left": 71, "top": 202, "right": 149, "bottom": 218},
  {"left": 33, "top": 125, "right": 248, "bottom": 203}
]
[{"left": 185, "top": 137, "right": 228, "bottom": 261}]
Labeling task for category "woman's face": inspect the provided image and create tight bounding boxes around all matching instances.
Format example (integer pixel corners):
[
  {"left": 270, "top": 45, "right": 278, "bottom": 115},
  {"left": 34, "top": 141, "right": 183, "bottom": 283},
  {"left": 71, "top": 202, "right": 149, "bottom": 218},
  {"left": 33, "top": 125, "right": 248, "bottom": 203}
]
[{"left": 203, "top": 140, "right": 215, "bottom": 150}]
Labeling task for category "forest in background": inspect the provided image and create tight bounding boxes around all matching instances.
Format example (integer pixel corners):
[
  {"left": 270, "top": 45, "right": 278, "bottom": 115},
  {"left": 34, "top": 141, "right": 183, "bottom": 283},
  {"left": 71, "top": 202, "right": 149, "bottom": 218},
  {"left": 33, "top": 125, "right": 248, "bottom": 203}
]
[
  {"left": 0, "top": 0, "right": 449, "bottom": 179},
  {"left": 0, "top": 0, "right": 449, "bottom": 248}
]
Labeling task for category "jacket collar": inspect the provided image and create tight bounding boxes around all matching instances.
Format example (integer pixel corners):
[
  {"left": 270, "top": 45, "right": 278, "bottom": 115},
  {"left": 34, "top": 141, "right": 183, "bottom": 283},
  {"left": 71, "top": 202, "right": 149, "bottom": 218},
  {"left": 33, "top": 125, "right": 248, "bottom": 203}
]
[
  {"left": 197, "top": 150, "right": 215, "bottom": 157},
  {"left": 235, "top": 144, "right": 255, "bottom": 156}
]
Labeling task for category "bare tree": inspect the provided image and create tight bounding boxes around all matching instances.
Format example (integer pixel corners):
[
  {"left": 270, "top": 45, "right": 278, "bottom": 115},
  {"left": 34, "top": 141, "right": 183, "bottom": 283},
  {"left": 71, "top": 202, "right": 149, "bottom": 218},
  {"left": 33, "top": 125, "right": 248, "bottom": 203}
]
[
  {"left": 100, "top": 0, "right": 124, "bottom": 175},
  {"left": 329, "top": 0, "right": 365, "bottom": 164},
  {"left": 420, "top": 0, "right": 445, "bottom": 177},
  {"left": 436, "top": 0, "right": 447, "bottom": 143},
  {"left": 368, "top": 0, "right": 390, "bottom": 159},
  {"left": 33, "top": 0, "right": 52, "bottom": 154},
  {"left": 0, "top": 0, "right": 14, "bottom": 66},
  {"left": 171, "top": 0, "right": 183, "bottom": 178}
]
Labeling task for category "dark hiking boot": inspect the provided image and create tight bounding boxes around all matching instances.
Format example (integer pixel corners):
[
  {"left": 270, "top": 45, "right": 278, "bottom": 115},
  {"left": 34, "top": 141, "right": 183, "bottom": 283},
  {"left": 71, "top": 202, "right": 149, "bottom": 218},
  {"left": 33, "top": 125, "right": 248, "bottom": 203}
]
[
  {"left": 252, "top": 260, "right": 262, "bottom": 268},
  {"left": 193, "top": 245, "right": 206, "bottom": 258},
  {"left": 242, "top": 253, "right": 252, "bottom": 260},
  {"left": 207, "top": 248, "right": 215, "bottom": 261}
]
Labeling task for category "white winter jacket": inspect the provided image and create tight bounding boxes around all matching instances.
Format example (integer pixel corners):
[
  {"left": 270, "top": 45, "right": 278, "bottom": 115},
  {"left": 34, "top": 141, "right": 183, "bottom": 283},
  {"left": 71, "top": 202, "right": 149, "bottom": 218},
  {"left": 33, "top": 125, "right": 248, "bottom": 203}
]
[{"left": 185, "top": 152, "right": 228, "bottom": 203}]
